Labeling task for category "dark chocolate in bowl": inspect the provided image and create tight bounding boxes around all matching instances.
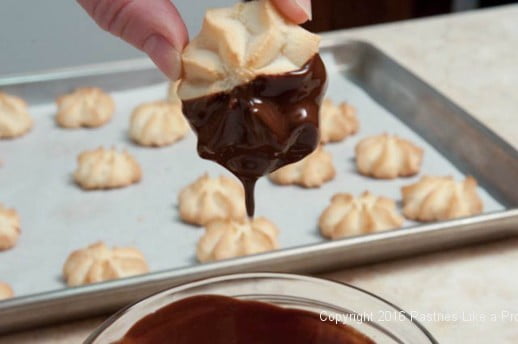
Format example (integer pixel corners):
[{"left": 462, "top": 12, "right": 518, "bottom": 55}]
[
  {"left": 115, "top": 295, "right": 374, "bottom": 344},
  {"left": 182, "top": 54, "right": 327, "bottom": 217},
  {"left": 86, "top": 273, "right": 437, "bottom": 344}
]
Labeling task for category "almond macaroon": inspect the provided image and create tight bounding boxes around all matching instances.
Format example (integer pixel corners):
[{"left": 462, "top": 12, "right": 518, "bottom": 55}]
[
  {"left": 74, "top": 147, "right": 142, "bottom": 190},
  {"left": 401, "top": 176, "right": 483, "bottom": 222},
  {"left": 62, "top": 242, "right": 149, "bottom": 287},
  {"left": 269, "top": 146, "right": 336, "bottom": 188},
  {"left": 56, "top": 87, "right": 115, "bottom": 128},
  {"left": 320, "top": 98, "right": 359, "bottom": 144},
  {"left": 0, "top": 204, "right": 21, "bottom": 251},
  {"left": 0, "top": 92, "right": 33, "bottom": 139},
  {"left": 197, "top": 217, "right": 279, "bottom": 263},
  {"left": 129, "top": 100, "right": 189, "bottom": 147},
  {"left": 355, "top": 133, "right": 423, "bottom": 179},
  {"left": 319, "top": 192, "right": 404, "bottom": 239},
  {"left": 179, "top": 174, "right": 247, "bottom": 226},
  {"left": 0, "top": 282, "right": 14, "bottom": 300}
]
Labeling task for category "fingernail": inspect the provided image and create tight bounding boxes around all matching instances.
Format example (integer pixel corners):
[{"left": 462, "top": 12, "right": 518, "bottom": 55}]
[
  {"left": 143, "top": 35, "right": 182, "bottom": 80},
  {"left": 295, "top": 0, "right": 312, "bottom": 21}
]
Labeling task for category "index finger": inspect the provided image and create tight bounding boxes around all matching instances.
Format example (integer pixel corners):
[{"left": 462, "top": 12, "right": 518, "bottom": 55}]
[{"left": 270, "top": 0, "right": 312, "bottom": 24}]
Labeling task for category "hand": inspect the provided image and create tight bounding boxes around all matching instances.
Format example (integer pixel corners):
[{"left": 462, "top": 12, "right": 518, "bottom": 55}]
[{"left": 78, "top": 0, "right": 312, "bottom": 80}]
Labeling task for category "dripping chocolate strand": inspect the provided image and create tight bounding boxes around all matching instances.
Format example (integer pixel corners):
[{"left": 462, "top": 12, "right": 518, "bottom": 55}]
[{"left": 182, "top": 54, "right": 327, "bottom": 217}]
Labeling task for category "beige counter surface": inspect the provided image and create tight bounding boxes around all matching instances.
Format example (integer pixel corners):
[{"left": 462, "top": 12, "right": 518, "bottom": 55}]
[{"left": 3, "top": 4, "right": 517, "bottom": 344}]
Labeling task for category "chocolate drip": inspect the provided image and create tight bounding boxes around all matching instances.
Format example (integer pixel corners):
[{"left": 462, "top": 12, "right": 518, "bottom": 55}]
[
  {"left": 182, "top": 55, "right": 327, "bottom": 217},
  {"left": 116, "top": 295, "right": 375, "bottom": 344}
]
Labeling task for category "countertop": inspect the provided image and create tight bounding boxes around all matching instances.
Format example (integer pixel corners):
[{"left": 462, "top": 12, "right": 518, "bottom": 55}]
[{"left": 3, "top": 4, "right": 518, "bottom": 344}]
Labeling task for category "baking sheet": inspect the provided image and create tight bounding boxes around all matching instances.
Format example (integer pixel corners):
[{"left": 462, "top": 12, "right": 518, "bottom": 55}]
[{"left": 0, "top": 51, "right": 504, "bottom": 298}]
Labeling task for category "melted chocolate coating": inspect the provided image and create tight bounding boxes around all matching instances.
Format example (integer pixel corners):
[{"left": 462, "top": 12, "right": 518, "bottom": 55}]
[
  {"left": 182, "top": 55, "right": 327, "bottom": 217},
  {"left": 116, "top": 295, "right": 375, "bottom": 344}
]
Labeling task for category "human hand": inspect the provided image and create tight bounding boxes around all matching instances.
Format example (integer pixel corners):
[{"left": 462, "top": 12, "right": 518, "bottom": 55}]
[{"left": 78, "top": 0, "right": 312, "bottom": 80}]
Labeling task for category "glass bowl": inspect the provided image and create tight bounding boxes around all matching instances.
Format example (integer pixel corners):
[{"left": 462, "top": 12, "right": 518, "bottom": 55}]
[{"left": 86, "top": 273, "right": 437, "bottom": 343}]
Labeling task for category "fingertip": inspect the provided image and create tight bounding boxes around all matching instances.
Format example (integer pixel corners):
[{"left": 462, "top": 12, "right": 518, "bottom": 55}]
[
  {"left": 165, "top": 2, "right": 189, "bottom": 51},
  {"left": 294, "top": 0, "right": 312, "bottom": 21},
  {"left": 76, "top": 0, "right": 93, "bottom": 14},
  {"left": 271, "top": 0, "right": 312, "bottom": 24},
  {"left": 143, "top": 35, "right": 182, "bottom": 80}
]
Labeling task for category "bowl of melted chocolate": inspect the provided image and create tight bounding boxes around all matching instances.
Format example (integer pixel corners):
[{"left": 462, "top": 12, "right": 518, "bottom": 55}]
[{"left": 86, "top": 273, "right": 437, "bottom": 344}]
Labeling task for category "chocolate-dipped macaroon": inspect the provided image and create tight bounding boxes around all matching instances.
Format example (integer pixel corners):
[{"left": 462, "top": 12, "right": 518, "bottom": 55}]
[{"left": 178, "top": 0, "right": 327, "bottom": 217}]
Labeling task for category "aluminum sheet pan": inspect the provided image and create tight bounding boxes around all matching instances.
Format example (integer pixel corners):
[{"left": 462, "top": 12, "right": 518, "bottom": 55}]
[{"left": 0, "top": 37, "right": 516, "bottom": 333}]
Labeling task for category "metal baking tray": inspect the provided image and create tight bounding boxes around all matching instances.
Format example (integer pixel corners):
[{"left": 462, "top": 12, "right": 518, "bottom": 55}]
[{"left": 0, "top": 35, "right": 517, "bottom": 333}]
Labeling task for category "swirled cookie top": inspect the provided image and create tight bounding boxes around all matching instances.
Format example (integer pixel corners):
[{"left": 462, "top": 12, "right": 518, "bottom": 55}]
[{"left": 179, "top": 0, "right": 320, "bottom": 100}]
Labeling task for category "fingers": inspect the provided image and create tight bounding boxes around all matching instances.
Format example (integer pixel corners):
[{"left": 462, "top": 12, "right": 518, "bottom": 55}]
[
  {"left": 271, "top": 0, "right": 312, "bottom": 24},
  {"left": 77, "top": 0, "right": 188, "bottom": 79}
]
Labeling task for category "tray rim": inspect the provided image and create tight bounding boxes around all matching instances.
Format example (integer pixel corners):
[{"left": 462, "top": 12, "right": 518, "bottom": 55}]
[
  {"left": 0, "top": 59, "right": 155, "bottom": 86},
  {"left": 0, "top": 35, "right": 517, "bottom": 333}
]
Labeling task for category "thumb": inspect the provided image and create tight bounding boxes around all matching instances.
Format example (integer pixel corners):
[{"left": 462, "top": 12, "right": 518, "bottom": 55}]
[
  {"left": 270, "top": 0, "right": 312, "bottom": 24},
  {"left": 77, "top": 0, "right": 188, "bottom": 80}
]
